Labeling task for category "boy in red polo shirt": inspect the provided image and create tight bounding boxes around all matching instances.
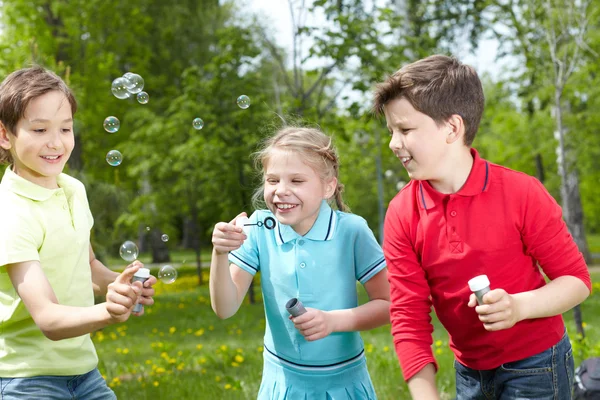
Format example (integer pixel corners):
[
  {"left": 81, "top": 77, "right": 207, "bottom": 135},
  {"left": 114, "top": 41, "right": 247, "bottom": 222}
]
[{"left": 374, "top": 55, "right": 591, "bottom": 399}]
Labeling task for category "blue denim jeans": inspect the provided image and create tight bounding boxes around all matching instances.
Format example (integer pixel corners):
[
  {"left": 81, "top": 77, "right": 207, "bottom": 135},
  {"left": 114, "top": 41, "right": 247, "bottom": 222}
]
[
  {"left": 455, "top": 331, "right": 574, "bottom": 400},
  {"left": 0, "top": 368, "right": 116, "bottom": 400}
]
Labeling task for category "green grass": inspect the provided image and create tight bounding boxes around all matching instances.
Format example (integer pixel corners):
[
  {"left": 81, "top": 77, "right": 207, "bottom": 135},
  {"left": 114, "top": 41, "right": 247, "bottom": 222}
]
[
  {"left": 588, "top": 233, "right": 600, "bottom": 259},
  {"left": 94, "top": 270, "right": 600, "bottom": 400}
]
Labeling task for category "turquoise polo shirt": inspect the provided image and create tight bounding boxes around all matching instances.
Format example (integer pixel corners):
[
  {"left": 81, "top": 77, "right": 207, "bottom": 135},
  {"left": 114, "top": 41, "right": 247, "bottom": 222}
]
[
  {"left": 0, "top": 166, "right": 98, "bottom": 377},
  {"left": 229, "top": 200, "right": 386, "bottom": 367}
]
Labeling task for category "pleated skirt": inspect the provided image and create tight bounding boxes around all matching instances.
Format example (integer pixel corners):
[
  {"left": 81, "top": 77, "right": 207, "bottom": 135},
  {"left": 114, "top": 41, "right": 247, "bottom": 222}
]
[{"left": 257, "top": 350, "right": 377, "bottom": 400}]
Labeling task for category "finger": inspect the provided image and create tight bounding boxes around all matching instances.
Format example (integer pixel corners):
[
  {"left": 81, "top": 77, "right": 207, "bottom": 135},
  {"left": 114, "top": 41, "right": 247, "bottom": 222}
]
[
  {"left": 144, "top": 276, "right": 157, "bottom": 288},
  {"left": 305, "top": 332, "right": 325, "bottom": 342},
  {"left": 110, "top": 282, "right": 140, "bottom": 304},
  {"left": 106, "top": 302, "right": 130, "bottom": 316},
  {"left": 483, "top": 320, "right": 510, "bottom": 331},
  {"left": 468, "top": 294, "right": 477, "bottom": 308},
  {"left": 479, "top": 311, "right": 506, "bottom": 324},
  {"left": 229, "top": 212, "right": 248, "bottom": 225},
  {"left": 215, "top": 222, "right": 240, "bottom": 234},
  {"left": 138, "top": 295, "right": 155, "bottom": 306},
  {"left": 141, "top": 286, "right": 155, "bottom": 297},
  {"left": 107, "top": 291, "right": 136, "bottom": 310},
  {"left": 300, "top": 326, "right": 322, "bottom": 337},
  {"left": 483, "top": 289, "right": 506, "bottom": 304},
  {"left": 115, "top": 264, "right": 142, "bottom": 285},
  {"left": 132, "top": 307, "right": 145, "bottom": 317},
  {"left": 292, "top": 313, "right": 313, "bottom": 325}
]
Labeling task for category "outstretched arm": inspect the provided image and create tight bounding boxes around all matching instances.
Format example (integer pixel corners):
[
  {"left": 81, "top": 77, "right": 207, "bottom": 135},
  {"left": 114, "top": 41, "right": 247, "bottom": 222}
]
[{"left": 7, "top": 260, "right": 143, "bottom": 340}]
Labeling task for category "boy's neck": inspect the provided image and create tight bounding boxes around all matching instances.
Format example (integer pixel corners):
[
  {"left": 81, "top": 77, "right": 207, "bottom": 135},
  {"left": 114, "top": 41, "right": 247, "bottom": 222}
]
[
  {"left": 12, "top": 164, "right": 60, "bottom": 190},
  {"left": 428, "top": 148, "right": 474, "bottom": 194}
]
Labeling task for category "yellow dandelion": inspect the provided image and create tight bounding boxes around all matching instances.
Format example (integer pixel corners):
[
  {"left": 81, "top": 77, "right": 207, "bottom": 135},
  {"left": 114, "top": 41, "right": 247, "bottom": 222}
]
[
  {"left": 231, "top": 362, "right": 239, "bottom": 367},
  {"left": 257, "top": 346, "right": 264, "bottom": 352},
  {"left": 202, "top": 369, "right": 207, "bottom": 374},
  {"left": 383, "top": 346, "right": 389, "bottom": 352},
  {"left": 145, "top": 360, "right": 152, "bottom": 365},
  {"left": 169, "top": 327, "right": 176, "bottom": 334},
  {"left": 123, "top": 348, "right": 129, "bottom": 355},
  {"left": 153, "top": 381, "right": 159, "bottom": 387},
  {"left": 209, "top": 325, "right": 214, "bottom": 331},
  {"left": 187, "top": 328, "right": 192, "bottom": 334},
  {"left": 178, "top": 303, "right": 185, "bottom": 309},
  {"left": 224, "top": 384, "right": 232, "bottom": 389},
  {"left": 152, "top": 328, "right": 158, "bottom": 333},
  {"left": 215, "top": 376, "right": 222, "bottom": 382},
  {"left": 177, "top": 351, "right": 183, "bottom": 356},
  {"left": 436, "top": 348, "right": 443, "bottom": 355},
  {"left": 177, "top": 363, "right": 185, "bottom": 371},
  {"left": 236, "top": 329, "right": 242, "bottom": 335},
  {"left": 435, "top": 340, "right": 442, "bottom": 347},
  {"left": 110, "top": 332, "right": 117, "bottom": 340},
  {"left": 116, "top": 348, "right": 122, "bottom": 354},
  {"left": 200, "top": 357, "right": 207, "bottom": 364},
  {"left": 236, "top": 348, "right": 243, "bottom": 353},
  {"left": 582, "top": 322, "right": 588, "bottom": 328},
  {"left": 156, "top": 367, "right": 166, "bottom": 374},
  {"left": 196, "top": 344, "right": 203, "bottom": 350},
  {"left": 195, "top": 329, "right": 205, "bottom": 336},
  {"left": 234, "top": 355, "right": 244, "bottom": 363},
  {"left": 169, "top": 358, "right": 176, "bottom": 364},
  {"left": 220, "top": 345, "right": 228, "bottom": 351}
]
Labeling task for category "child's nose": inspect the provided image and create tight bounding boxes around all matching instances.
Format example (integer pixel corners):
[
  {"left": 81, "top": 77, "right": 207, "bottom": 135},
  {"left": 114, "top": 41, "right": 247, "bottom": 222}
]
[
  {"left": 47, "top": 131, "right": 62, "bottom": 149},
  {"left": 389, "top": 133, "right": 402, "bottom": 151}
]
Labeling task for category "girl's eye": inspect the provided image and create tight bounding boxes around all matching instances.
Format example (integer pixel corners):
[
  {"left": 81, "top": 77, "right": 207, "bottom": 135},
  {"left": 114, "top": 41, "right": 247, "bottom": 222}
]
[
  {"left": 33, "top": 129, "right": 46, "bottom": 133},
  {"left": 292, "top": 180, "right": 303, "bottom": 183},
  {"left": 402, "top": 129, "right": 413, "bottom": 134},
  {"left": 266, "top": 179, "right": 278, "bottom": 184},
  {"left": 62, "top": 128, "right": 72, "bottom": 133}
]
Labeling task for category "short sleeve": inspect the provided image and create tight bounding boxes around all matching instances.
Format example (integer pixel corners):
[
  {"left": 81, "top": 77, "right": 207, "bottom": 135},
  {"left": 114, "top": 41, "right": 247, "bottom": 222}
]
[
  {"left": 0, "top": 196, "right": 42, "bottom": 267},
  {"left": 353, "top": 217, "right": 386, "bottom": 284},
  {"left": 228, "top": 211, "right": 261, "bottom": 276}
]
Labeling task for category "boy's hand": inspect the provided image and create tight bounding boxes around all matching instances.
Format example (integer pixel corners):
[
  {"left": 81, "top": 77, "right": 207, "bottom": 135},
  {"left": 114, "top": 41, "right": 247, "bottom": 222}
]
[
  {"left": 133, "top": 273, "right": 157, "bottom": 316},
  {"left": 106, "top": 262, "right": 143, "bottom": 323},
  {"left": 468, "top": 289, "right": 522, "bottom": 331},
  {"left": 290, "top": 308, "right": 335, "bottom": 341},
  {"left": 212, "top": 212, "right": 247, "bottom": 255}
]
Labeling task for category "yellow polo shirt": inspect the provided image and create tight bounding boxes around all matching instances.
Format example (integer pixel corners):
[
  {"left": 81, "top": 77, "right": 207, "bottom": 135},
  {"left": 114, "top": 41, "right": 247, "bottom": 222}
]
[{"left": 0, "top": 166, "right": 98, "bottom": 377}]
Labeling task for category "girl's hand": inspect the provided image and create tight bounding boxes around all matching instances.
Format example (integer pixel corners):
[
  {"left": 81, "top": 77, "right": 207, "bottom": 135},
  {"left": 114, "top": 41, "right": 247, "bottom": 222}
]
[
  {"left": 291, "top": 307, "right": 336, "bottom": 341},
  {"left": 468, "top": 288, "right": 522, "bottom": 331},
  {"left": 212, "top": 212, "right": 247, "bottom": 255}
]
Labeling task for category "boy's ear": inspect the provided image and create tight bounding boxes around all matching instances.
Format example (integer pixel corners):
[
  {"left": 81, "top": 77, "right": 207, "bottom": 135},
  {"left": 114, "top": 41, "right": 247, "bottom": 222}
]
[
  {"left": 445, "top": 114, "right": 465, "bottom": 145},
  {"left": 0, "top": 122, "right": 12, "bottom": 150}
]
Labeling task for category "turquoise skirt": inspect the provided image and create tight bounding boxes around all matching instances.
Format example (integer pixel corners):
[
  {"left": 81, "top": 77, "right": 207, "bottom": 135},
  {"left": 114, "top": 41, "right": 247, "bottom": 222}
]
[{"left": 257, "top": 349, "right": 377, "bottom": 400}]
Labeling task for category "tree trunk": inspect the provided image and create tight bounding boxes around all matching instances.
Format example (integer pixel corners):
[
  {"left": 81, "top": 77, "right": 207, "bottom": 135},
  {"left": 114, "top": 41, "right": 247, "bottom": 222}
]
[
  {"left": 554, "top": 90, "right": 587, "bottom": 339},
  {"left": 150, "top": 229, "right": 170, "bottom": 263}
]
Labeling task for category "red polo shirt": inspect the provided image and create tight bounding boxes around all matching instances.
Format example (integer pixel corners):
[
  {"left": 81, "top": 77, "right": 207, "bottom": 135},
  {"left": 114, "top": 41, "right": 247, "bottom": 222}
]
[{"left": 384, "top": 148, "right": 591, "bottom": 381}]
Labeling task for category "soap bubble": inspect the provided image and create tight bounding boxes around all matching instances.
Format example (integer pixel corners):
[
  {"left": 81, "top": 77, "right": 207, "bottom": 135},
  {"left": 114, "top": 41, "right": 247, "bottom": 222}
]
[
  {"left": 145, "top": 226, "right": 151, "bottom": 231},
  {"left": 106, "top": 150, "right": 123, "bottom": 166},
  {"left": 158, "top": 265, "right": 177, "bottom": 284},
  {"left": 236, "top": 95, "right": 250, "bottom": 109},
  {"left": 384, "top": 169, "right": 394, "bottom": 178},
  {"left": 192, "top": 118, "right": 204, "bottom": 130},
  {"left": 161, "top": 234, "right": 169, "bottom": 242},
  {"left": 119, "top": 241, "right": 139, "bottom": 262},
  {"left": 103, "top": 116, "right": 120, "bottom": 133},
  {"left": 136, "top": 92, "right": 149, "bottom": 104},
  {"left": 123, "top": 73, "right": 144, "bottom": 94},
  {"left": 111, "top": 77, "right": 130, "bottom": 99}
]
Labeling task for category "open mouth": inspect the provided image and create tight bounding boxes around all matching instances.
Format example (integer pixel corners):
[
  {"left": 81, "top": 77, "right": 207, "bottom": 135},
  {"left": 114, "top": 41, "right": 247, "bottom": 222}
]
[
  {"left": 399, "top": 156, "right": 412, "bottom": 166},
  {"left": 276, "top": 203, "right": 298, "bottom": 212},
  {"left": 41, "top": 155, "right": 63, "bottom": 162}
]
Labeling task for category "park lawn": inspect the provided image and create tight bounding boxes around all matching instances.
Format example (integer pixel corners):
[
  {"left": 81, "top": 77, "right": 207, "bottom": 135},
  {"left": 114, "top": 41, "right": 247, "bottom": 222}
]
[{"left": 94, "top": 270, "right": 600, "bottom": 400}]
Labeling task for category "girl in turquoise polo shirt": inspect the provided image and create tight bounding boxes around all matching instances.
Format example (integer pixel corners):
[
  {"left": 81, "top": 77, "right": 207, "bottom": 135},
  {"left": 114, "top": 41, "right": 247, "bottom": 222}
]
[{"left": 210, "top": 126, "right": 391, "bottom": 399}]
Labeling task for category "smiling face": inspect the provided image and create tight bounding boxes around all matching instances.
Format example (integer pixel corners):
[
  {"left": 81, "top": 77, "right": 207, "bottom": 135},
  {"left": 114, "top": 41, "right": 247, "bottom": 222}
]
[
  {"left": 263, "top": 148, "right": 336, "bottom": 236},
  {"left": 0, "top": 90, "right": 74, "bottom": 189},
  {"left": 383, "top": 97, "right": 453, "bottom": 182}
]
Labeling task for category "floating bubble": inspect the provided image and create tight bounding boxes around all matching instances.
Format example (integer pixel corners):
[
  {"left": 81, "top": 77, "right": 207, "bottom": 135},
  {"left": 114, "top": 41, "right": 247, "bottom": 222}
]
[
  {"left": 384, "top": 169, "right": 394, "bottom": 178},
  {"left": 192, "top": 118, "right": 204, "bottom": 130},
  {"left": 158, "top": 265, "right": 177, "bottom": 284},
  {"left": 136, "top": 91, "right": 149, "bottom": 104},
  {"left": 119, "top": 240, "right": 139, "bottom": 262},
  {"left": 106, "top": 150, "right": 123, "bottom": 166},
  {"left": 236, "top": 95, "right": 250, "bottom": 109},
  {"left": 111, "top": 77, "right": 130, "bottom": 99},
  {"left": 103, "top": 116, "right": 120, "bottom": 133},
  {"left": 161, "top": 234, "right": 169, "bottom": 242},
  {"left": 123, "top": 73, "right": 144, "bottom": 94},
  {"left": 145, "top": 226, "right": 151, "bottom": 231}
]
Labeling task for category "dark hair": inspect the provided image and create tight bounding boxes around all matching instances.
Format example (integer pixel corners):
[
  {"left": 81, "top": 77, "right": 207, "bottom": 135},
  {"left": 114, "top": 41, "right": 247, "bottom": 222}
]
[
  {"left": 373, "top": 54, "right": 484, "bottom": 146},
  {"left": 0, "top": 65, "right": 77, "bottom": 164}
]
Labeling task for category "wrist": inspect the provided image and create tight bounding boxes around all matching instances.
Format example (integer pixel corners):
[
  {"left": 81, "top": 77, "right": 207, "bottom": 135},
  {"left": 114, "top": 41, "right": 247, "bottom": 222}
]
[
  {"left": 326, "top": 310, "right": 342, "bottom": 333},
  {"left": 513, "top": 292, "right": 530, "bottom": 322}
]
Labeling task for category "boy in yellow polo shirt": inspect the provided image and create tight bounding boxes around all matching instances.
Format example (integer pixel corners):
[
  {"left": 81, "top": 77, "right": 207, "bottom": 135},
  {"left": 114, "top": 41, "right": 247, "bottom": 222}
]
[{"left": 0, "top": 66, "right": 157, "bottom": 399}]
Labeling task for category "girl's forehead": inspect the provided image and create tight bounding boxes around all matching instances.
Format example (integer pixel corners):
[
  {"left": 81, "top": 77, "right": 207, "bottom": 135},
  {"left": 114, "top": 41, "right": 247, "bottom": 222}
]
[{"left": 264, "top": 149, "right": 314, "bottom": 174}]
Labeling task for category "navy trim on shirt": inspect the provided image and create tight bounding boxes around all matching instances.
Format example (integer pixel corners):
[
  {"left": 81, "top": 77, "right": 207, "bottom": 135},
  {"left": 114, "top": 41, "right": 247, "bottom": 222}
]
[
  {"left": 324, "top": 208, "right": 333, "bottom": 240},
  {"left": 357, "top": 258, "right": 386, "bottom": 282},
  {"left": 264, "top": 345, "right": 365, "bottom": 368},
  {"left": 482, "top": 162, "right": 489, "bottom": 192},
  {"left": 230, "top": 252, "right": 258, "bottom": 272}
]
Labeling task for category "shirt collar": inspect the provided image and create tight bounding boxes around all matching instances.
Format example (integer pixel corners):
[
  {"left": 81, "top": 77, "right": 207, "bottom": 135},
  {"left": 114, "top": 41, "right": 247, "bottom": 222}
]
[
  {"left": 418, "top": 148, "right": 490, "bottom": 210},
  {"left": 274, "top": 200, "right": 338, "bottom": 245},
  {"left": 1, "top": 166, "right": 72, "bottom": 201}
]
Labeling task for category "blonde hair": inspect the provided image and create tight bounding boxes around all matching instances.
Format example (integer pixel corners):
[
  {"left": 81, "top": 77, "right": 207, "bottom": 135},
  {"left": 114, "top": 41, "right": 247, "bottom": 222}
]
[{"left": 252, "top": 126, "right": 349, "bottom": 212}]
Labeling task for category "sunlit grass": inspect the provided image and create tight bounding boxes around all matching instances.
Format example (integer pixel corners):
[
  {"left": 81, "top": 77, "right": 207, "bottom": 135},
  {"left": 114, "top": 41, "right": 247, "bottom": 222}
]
[{"left": 93, "top": 270, "right": 599, "bottom": 399}]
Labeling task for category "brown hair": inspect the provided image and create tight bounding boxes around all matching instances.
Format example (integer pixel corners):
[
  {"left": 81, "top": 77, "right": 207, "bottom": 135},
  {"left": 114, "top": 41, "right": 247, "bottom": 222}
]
[
  {"left": 252, "top": 126, "right": 349, "bottom": 212},
  {"left": 373, "top": 54, "right": 484, "bottom": 146},
  {"left": 0, "top": 65, "right": 77, "bottom": 164}
]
